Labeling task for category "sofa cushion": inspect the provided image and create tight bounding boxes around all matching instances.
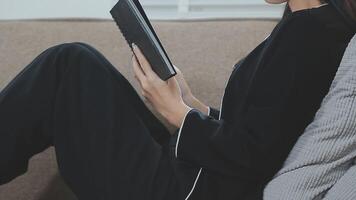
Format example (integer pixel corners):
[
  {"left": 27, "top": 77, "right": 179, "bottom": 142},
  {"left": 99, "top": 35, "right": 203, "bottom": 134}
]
[
  {"left": 264, "top": 35, "right": 356, "bottom": 199},
  {"left": 323, "top": 159, "right": 356, "bottom": 199}
]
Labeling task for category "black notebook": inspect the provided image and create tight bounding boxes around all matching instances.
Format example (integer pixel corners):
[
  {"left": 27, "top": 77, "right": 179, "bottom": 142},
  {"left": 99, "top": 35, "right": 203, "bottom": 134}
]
[{"left": 110, "top": 0, "right": 176, "bottom": 81}]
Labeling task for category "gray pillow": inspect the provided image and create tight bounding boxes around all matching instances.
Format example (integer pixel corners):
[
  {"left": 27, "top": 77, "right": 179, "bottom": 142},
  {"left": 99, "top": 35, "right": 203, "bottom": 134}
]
[
  {"left": 263, "top": 35, "right": 356, "bottom": 200},
  {"left": 323, "top": 158, "right": 356, "bottom": 200}
]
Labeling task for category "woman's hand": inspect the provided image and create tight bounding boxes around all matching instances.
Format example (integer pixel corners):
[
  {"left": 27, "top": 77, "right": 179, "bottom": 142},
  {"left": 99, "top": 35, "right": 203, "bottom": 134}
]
[
  {"left": 173, "top": 65, "right": 210, "bottom": 115},
  {"left": 172, "top": 65, "right": 194, "bottom": 104},
  {"left": 131, "top": 43, "right": 192, "bottom": 129}
]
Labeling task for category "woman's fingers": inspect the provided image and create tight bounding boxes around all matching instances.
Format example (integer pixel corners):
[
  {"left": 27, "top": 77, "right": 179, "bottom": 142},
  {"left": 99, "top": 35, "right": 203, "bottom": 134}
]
[
  {"left": 132, "top": 54, "right": 150, "bottom": 98},
  {"left": 132, "top": 43, "right": 158, "bottom": 79},
  {"left": 132, "top": 54, "right": 146, "bottom": 84},
  {"left": 173, "top": 65, "right": 182, "bottom": 75}
]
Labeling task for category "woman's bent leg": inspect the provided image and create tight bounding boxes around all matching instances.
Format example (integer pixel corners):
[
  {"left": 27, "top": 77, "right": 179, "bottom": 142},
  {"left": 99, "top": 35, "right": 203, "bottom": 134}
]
[{"left": 0, "top": 42, "right": 180, "bottom": 199}]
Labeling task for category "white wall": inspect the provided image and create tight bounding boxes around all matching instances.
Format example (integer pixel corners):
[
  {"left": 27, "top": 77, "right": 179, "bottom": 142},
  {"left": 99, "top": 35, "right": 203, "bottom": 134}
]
[
  {"left": 144, "top": 0, "right": 284, "bottom": 20},
  {"left": 0, "top": 0, "right": 115, "bottom": 20},
  {"left": 0, "top": 0, "right": 284, "bottom": 20}
]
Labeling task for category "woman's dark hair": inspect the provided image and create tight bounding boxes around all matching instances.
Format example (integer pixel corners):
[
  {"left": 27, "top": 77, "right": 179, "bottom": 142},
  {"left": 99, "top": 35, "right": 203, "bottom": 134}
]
[
  {"left": 282, "top": 4, "right": 292, "bottom": 19},
  {"left": 281, "top": 0, "right": 356, "bottom": 30},
  {"left": 344, "top": 0, "right": 356, "bottom": 20},
  {"left": 281, "top": 0, "right": 329, "bottom": 20}
]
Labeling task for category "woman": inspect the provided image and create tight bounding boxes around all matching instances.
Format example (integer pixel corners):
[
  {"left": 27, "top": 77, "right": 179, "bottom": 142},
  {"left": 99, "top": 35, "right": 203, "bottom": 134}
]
[{"left": 0, "top": 0, "right": 354, "bottom": 199}]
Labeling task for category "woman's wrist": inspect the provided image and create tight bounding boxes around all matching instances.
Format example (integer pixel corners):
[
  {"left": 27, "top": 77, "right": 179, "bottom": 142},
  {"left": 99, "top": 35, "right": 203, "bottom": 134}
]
[
  {"left": 184, "top": 94, "right": 209, "bottom": 115},
  {"left": 164, "top": 101, "right": 192, "bottom": 129}
]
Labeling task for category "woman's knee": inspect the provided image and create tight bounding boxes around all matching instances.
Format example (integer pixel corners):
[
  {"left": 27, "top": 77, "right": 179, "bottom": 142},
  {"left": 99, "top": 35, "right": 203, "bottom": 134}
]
[
  {"left": 45, "top": 42, "right": 130, "bottom": 87},
  {"left": 61, "top": 42, "right": 98, "bottom": 55},
  {"left": 55, "top": 42, "right": 96, "bottom": 59},
  {"left": 50, "top": 42, "right": 107, "bottom": 72}
]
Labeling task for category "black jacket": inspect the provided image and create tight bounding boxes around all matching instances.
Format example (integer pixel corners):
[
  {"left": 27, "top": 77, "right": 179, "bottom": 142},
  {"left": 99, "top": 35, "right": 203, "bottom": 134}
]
[{"left": 175, "top": 4, "right": 355, "bottom": 200}]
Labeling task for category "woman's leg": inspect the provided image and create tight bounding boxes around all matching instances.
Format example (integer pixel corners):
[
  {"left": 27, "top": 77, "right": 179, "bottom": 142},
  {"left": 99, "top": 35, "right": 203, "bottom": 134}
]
[{"left": 0, "top": 42, "right": 181, "bottom": 199}]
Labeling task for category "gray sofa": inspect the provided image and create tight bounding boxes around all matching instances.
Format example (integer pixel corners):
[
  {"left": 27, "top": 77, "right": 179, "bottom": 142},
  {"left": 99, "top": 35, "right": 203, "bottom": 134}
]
[{"left": 0, "top": 19, "right": 276, "bottom": 200}]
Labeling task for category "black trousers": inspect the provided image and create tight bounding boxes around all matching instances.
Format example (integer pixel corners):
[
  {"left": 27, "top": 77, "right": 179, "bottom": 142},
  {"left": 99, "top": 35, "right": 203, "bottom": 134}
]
[{"left": 0, "top": 43, "right": 200, "bottom": 200}]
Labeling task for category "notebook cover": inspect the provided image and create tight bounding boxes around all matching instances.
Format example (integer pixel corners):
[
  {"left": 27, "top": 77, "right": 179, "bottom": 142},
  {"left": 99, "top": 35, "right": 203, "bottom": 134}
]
[{"left": 110, "top": 0, "right": 176, "bottom": 81}]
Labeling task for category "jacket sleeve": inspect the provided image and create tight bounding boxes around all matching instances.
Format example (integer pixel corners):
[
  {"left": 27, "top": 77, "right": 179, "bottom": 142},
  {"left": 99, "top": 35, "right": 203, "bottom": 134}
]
[
  {"left": 207, "top": 107, "right": 220, "bottom": 120},
  {"left": 175, "top": 15, "right": 336, "bottom": 181}
]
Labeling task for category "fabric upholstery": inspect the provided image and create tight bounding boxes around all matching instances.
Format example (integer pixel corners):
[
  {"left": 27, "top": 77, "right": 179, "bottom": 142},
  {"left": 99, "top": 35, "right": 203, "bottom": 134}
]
[{"left": 323, "top": 159, "right": 356, "bottom": 199}]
